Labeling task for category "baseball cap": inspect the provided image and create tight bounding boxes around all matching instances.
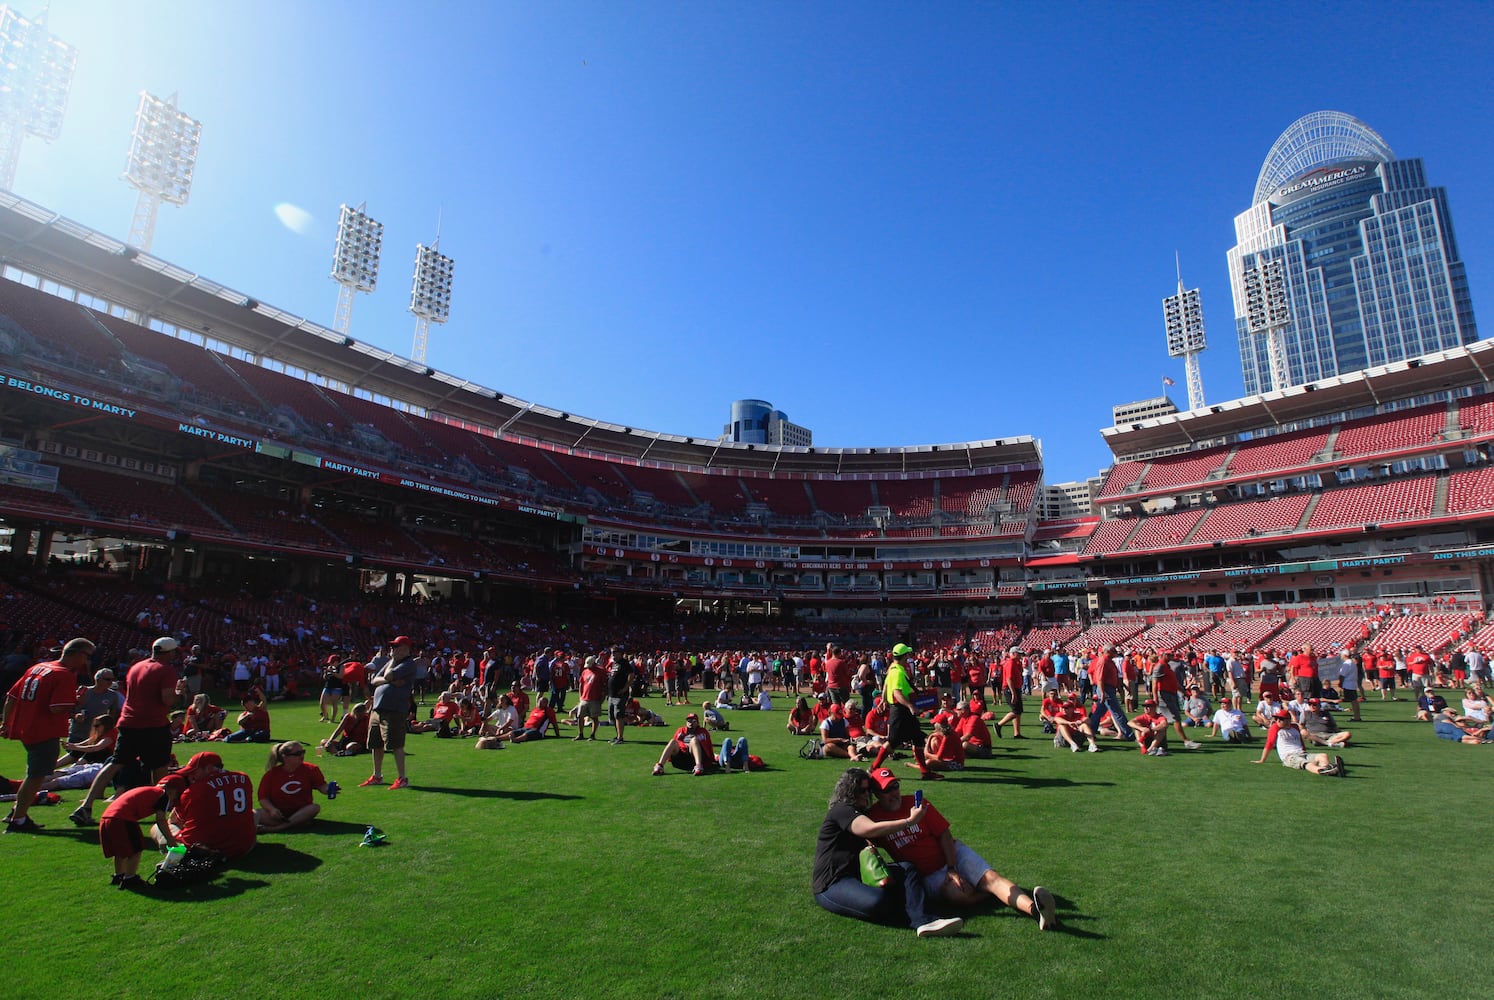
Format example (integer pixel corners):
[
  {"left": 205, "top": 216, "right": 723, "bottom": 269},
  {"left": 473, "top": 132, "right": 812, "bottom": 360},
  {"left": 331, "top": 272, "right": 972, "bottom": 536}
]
[
  {"left": 185, "top": 751, "right": 223, "bottom": 771},
  {"left": 1143, "top": 699, "right": 1157, "bottom": 707},
  {"left": 891, "top": 643, "right": 913, "bottom": 657},
  {"left": 1274, "top": 710, "right": 1291, "bottom": 720},
  {"left": 391, "top": 635, "right": 414, "bottom": 648},
  {"left": 870, "top": 767, "right": 901, "bottom": 790},
  {"left": 153, "top": 636, "right": 180, "bottom": 653},
  {"left": 326, "top": 653, "right": 341, "bottom": 665},
  {"left": 829, "top": 703, "right": 844, "bottom": 716}
]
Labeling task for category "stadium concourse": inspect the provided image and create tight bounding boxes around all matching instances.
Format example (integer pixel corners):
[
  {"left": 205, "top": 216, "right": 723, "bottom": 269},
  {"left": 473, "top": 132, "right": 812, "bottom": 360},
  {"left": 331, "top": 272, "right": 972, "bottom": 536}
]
[{"left": 4, "top": 189, "right": 1494, "bottom": 642}]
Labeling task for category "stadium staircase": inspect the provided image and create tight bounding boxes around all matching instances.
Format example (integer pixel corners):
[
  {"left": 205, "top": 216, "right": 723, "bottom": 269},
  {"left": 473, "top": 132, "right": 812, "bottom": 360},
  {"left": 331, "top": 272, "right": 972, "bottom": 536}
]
[
  {"left": 1434, "top": 473, "right": 1451, "bottom": 517},
  {"left": 1294, "top": 493, "right": 1322, "bottom": 531},
  {"left": 1311, "top": 427, "right": 1341, "bottom": 464}
]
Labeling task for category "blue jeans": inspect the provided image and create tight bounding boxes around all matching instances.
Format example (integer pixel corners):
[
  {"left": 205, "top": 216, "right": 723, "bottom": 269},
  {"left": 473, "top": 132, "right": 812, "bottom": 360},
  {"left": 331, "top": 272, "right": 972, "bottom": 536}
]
[
  {"left": 1089, "top": 685, "right": 1134, "bottom": 741},
  {"left": 814, "top": 861, "right": 935, "bottom": 929},
  {"left": 719, "top": 737, "right": 750, "bottom": 770}
]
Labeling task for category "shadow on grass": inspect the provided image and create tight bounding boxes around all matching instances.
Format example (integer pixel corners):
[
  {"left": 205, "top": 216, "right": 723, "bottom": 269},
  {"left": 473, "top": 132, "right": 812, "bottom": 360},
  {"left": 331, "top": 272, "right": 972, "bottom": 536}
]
[
  {"left": 277, "top": 819, "right": 371, "bottom": 837},
  {"left": 144, "top": 875, "right": 271, "bottom": 902},
  {"left": 415, "top": 785, "right": 583, "bottom": 801},
  {"left": 953, "top": 774, "right": 1117, "bottom": 790},
  {"left": 936, "top": 892, "right": 1107, "bottom": 940},
  {"left": 234, "top": 841, "right": 324, "bottom": 875}
]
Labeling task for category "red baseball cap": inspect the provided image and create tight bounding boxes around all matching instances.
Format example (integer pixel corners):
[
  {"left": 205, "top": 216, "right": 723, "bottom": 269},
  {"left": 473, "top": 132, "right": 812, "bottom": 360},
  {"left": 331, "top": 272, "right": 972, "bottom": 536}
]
[{"left": 870, "top": 767, "right": 900, "bottom": 790}]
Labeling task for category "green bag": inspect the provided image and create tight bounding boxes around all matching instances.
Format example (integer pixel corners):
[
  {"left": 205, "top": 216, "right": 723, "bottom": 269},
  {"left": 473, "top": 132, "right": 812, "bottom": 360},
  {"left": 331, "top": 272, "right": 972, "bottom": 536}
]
[{"left": 859, "top": 844, "right": 891, "bottom": 887}]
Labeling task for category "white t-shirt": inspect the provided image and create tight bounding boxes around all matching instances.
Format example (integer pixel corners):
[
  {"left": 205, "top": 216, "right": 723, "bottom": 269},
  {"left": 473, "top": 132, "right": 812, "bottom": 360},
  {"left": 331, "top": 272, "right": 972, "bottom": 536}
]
[
  {"left": 757, "top": 691, "right": 772, "bottom": 710},
  {"left": 486, "top": 705, "right": 518, "bottom": 731},
  {"left": 1462, "top": 697, "right": 1491, "bottom": 723},
  {"left": 1212, "top": 708, "right": 1246, "bottom": 735}
]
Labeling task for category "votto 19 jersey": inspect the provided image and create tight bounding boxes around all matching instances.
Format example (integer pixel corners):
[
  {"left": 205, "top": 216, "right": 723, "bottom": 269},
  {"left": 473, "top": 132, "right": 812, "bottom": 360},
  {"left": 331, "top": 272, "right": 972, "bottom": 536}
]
[{"left": 176, "top": 770, "right": 257, "bottom": 858}]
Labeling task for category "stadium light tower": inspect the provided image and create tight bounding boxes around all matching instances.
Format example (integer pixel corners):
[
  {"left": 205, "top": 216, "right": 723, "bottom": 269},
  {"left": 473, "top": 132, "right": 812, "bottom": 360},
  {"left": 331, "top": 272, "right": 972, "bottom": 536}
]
[
  {"left": 408, "top": 232, "right": 454, "bottom": 366},
  {"left": 1243, "top": 255, "right": 1291, "bottom": 393},
  {"left": 0, "top": 5, "right": 78, "bottom": 190},
  {"left": 1162, "top": 254, "right": 1208, "bottom": 411},
  {"left": 330, "top": 202, "right": 383, "bottom": 336},
  {"left": 123, "top": 91, "right": 202, "bottom": 252}
]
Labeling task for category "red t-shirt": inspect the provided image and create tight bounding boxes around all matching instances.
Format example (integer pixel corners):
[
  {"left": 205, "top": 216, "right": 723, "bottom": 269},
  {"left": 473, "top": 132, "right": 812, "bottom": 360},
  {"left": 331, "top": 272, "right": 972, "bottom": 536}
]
[
  {"left": 5, "top": 660, "right": 78, "bottom": 743},
  {"left": 672, "top": 725, "right": 713, "bottom": 758},
  {"left": 825, "top": 656, "right": 852, "bottom": 691},
  {"left": 257, "top": 762, "right": 326, "bottom": 813},
  {"left": 1288, "top": 652, "right": 1316, "bottom": 680},
  {"left": 101, "top": 783, "right": 170, "bottom": 823},
  {"left": 579, "top": 667, "right": 606, "bottom": 702},
  {"left": 341, "top": 661, "right": 365, "bottom": 686},
  {"left": 176, "top": 770, "right": 257, "bottom": 858},
  {"left": 238, "top": 706, "right": 270, "bottom": 732},
  {"left": 1133, "top": 710, "right": 1167, "bottom": 737},
  {"left": 119, "top": 657, "right": 177, "bottom": 729},
  {"left": 1000, "top": 656, "right": 1023, "bottom": 689},
  {"left": 954, "top": 714, "right": 991, "bottom": 747},
  {"left": 1406, "top": 651, "right": 1432, "bottom": 677},
  {"left": 432, "top": 702, "right": 459, "bottom": 721},
  {"left": 868, "top": 797, "right": 951, "bottom": 876},
  {"left": 929, "top": 732, "right": 965, "bottom": 765}
]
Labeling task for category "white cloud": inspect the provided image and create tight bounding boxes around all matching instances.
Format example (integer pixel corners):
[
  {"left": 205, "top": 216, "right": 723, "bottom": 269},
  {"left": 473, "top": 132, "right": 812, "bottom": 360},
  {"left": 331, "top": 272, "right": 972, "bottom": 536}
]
[{"left": 273, "top": 202, "right": 315, "bottom": 235}]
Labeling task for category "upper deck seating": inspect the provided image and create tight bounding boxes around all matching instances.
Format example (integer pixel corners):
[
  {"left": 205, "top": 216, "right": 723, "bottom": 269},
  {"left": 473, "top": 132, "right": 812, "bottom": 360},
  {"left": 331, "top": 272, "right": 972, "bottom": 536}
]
[
  {"left": 938, "top": 474, "right": 1004, "bottom": 518},
  {"left": 1224, "top": 429, "right": 1329, "bottom": 478},
  {"left": 326, "top": 391, "right": 446, "bottom": 464},
  {"left": 1096, "top": 461, "right": 1147, "bottom": 499},
  {"left": 1334, "top": 402, "right": 1446, "bottom": 458},
  {"left": 1195, "top": 617, "right": 1287, "bottom": 653},
  {"left": 1267, "top": 616, "right": 1371, "bottom": 655},
  {"left": 1188, "top": 494, "right": 1312, "bottom": 543},
  {"left": 98, "top": 316, "right": 266, "bottom": 419},
  {"left": 806, "top": 479, "right": 876, "bottom": 518},
  {"left": 1005, "top": 471, "right": 1039, "bottom": 512},
  {"left": 1457, "top": 395, "right": 1494, "bottom": 436},
  {"left": 1122, "top": 508, "right": 1206, "bottom": 551},
  {"left": 1305, "top": 475, "right": 1437, "bottom": 530},
  {"left": 678, "top": 471, "right": 752, "bottom": 515},
  {"left": 877, "top": 479, "right": 935, "bottom": 519},
  {"left": 0, "top": 279, "right": 122, "bottom": 372},
  {"left": 1139, "top": 449, "right": 1228, "bottom": 491},
  {"left": 57, "top": 466, "right": 224, "bottom": 534},
  {"left": 541, "top": 450, "right": 635, "bottom": 503},
  {"left": 222, "top": 358, "right": 352, "bottom": 432},
  {"left": 1445, "top": 466, "right": 1494, "bottom": 515},
  {"left": 1081, "top": 518, "right": 1138, "bottom": 556}
]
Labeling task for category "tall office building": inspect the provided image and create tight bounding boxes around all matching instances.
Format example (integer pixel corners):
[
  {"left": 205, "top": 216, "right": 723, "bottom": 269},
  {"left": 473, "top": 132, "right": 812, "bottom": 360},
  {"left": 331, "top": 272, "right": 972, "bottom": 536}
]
[
  {"left": 1228, "top": 111, "right": 1478, "bottom": 395},
  {"left": 721, "top": 398, "right": 813, "bottom": 447}
]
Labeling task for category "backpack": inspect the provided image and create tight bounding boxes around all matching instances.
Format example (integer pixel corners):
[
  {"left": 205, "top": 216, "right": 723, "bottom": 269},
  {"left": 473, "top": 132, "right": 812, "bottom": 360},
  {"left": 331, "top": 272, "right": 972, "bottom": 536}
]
[
  {"left": 151, "top": 844, "right": 227, "bottom": 887},
  {"left": 746, "top": 753, "right": 766, "bottom": 771},
  {"left": 799, "top": 739, "right": 824, "bottom": 760}
]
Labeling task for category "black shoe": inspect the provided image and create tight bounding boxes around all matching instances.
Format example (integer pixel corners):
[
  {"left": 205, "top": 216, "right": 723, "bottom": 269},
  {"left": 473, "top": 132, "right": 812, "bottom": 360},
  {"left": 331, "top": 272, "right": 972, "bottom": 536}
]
[
  {"left": 110, "top": 873, "right": 125, "bottom": 886},
  {"left": 1333, "top": 755, "right": 1347, "bottom": 777},
  {"left": 4, "top": 816, "right": 43, "bottom": 834},
  {"left": 118, "top": 874, "right": 147, "bottom": 891}
]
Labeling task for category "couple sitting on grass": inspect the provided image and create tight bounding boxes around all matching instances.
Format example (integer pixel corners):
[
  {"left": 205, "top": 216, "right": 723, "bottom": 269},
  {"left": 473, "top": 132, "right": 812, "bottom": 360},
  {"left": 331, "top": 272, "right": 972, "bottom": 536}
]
[{"left": 651, "top": 711, "right": 753, "bottom": 775}]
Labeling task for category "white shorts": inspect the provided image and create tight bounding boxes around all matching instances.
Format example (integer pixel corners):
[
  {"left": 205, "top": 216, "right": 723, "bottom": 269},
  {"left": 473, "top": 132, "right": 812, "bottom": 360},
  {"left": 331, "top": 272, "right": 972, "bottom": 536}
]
[{"left": 922, "top": 841, "right": 992, "bottom": 896}]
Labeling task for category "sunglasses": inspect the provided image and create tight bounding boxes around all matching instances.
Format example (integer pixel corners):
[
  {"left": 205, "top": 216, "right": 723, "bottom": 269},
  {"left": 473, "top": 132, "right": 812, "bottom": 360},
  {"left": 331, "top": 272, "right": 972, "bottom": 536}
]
[{"left": 283, "top": 749, "right": 305, "bottom": 757}]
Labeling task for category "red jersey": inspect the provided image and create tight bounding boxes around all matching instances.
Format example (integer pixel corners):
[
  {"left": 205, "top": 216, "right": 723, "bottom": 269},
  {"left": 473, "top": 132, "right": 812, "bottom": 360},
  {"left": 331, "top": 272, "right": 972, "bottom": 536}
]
[
  {"left": 432, "top": 702, "right": 459, "bottom": 721},
  {"left": 257, "top": 762, "right": 326, "bottom": 813},
  {"left": 928, "top": 732, "right": 965, "bottom": 765},
  {"left": 579, "top": 666, "right": 606, "bottom": 702},
  {"left": 176, "top": 770, "right": 257, "bottom": 857},
  {"left": 238, "top": 705, "right": 270, "bottom": 732},
  {"left": 5, "top": 660, "right": 78, "bottom": 743},
  {"left": 1000, "top": 656, "right": 1023, "bottom": 689},
  {"left": 101, "top": 783, "right": 170, "bottom": 823},
  {"left": 954, "top": 713, "right": 991, "bottom": 747},
  {"left": 1406, "top": 651, "right": 1432, "bottom": 677},
  {"left": 865, "top": 706, "right": 889, "bottom": 737},
  {"left": 672, "top": 724, "right": 713, "bottom": 757},
  {"left": 1288, "top": 652, "right": 1317, "bottom": 680},
  {"left": 119, "top": 656, "right": 177, "bottom": 729},
  {"left": 867, "top": 796, "right": 952, "bottom": 876},
  {"left": 341, "top": 661, "right": 365, "bottom": 686}
]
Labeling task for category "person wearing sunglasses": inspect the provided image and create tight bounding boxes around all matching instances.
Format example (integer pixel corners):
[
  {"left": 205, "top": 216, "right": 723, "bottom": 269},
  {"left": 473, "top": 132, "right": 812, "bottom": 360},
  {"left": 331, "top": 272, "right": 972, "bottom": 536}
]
[
  {"left": 811, "top": 767, "right": 963, "bottom": 938},
  {"left": 256, "top": 741, "right": 333, "bottom": 833}
]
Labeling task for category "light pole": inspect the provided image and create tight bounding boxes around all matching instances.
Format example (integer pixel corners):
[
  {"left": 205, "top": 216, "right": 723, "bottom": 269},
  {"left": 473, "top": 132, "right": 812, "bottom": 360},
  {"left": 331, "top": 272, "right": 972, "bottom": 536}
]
[
  {"left": 1162, "top": 255, "right": 1208, "bottom": 411},
  {"left": 1242, "top": 255, "right": 1291, "bottom": 392},
  {"left": 330, "top": 203, "right": 382, "bottom": 336},
  {"left": 409, "top": 234, "right": 454, "bottom": 366},
  {"left": 0, "top": 4, "right": 77, "bottom": 190},
  {"left": 123, "top": 91, "right": 202, "bottom": 252}
]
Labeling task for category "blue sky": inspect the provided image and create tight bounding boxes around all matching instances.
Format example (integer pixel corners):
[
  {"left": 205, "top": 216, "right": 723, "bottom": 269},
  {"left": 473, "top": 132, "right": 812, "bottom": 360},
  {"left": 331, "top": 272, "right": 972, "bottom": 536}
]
[{"left": 14, "top": 1, "right": 1494, "bottom": 484}]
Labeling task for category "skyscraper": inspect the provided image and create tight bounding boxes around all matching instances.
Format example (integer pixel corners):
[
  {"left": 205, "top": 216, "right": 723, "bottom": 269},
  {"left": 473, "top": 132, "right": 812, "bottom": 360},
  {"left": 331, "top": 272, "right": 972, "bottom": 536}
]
[{"left": 1228, "top": 110, "right": 1478, "bottom": 395}]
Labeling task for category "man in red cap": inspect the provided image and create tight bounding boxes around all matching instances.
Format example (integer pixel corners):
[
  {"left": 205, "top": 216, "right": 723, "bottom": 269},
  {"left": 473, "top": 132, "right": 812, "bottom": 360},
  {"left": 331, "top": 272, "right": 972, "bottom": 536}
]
[
  {"left": 1132, "top": 699, "right": 1171, "bottom": 756},
  {"left": 2, "top": 637, "right": 95, "bottom": 833},
  {"left": 155, "top": 751, "right": 257, "bottom": 858},
  {"left": 651, "top": 711, "right": 714, "bottom": 776}
]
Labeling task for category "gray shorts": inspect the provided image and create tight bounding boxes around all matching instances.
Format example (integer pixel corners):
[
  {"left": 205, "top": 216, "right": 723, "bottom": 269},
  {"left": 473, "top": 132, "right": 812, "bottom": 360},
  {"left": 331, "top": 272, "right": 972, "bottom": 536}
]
[
  {"left": 608, "top": 697, "right": 628, "bottom": 723},
  {"left": 576, "top": 699, "right": 603, "bottom": 722},
  {"left": 1157, "top": 691, "right": 1182, "bottom": 722},
  {"left": 1281, "top": 751, "right": 1310, "bottom": 770}
]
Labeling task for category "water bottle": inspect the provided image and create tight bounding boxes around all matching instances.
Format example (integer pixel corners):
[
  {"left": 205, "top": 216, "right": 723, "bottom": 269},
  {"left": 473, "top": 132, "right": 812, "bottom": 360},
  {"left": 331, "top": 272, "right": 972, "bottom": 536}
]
[
  {"left": 326, "top": 780, "right": 340, "bottom": 800},
  {"left": 163, "top": 844, "right": 187, "bottom": 869}
]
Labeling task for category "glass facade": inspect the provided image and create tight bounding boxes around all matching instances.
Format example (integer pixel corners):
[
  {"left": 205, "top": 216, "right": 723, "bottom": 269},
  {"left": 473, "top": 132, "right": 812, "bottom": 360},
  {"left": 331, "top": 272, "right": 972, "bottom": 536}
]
[{"left": 1228, "top": 112, "right": 1478, "bottom": 395}]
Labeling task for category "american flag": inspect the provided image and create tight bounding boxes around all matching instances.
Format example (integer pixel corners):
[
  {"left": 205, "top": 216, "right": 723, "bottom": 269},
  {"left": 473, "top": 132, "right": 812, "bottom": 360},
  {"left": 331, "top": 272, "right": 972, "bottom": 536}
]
[{"left": 1162, "top": 376, "right": 1176, "bottom": 386}]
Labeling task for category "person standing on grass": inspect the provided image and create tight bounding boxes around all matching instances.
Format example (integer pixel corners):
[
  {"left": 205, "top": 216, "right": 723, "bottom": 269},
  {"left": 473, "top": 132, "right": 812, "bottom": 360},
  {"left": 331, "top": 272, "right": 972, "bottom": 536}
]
[
  {"left": 98, "top": 775, "right": 178, "bottom": 890},
  {"left": 70, "top": 636, "right": 185, "bottom": 827},
  {"left": 1150, "top": 655, "right": 1201, "bottom": 750},
  {"left": 2, "top": 637, "right": 95, "bottom": 833},
  {"left": 1087, "top": 647, "right": 1135, "bottom": 742},
  {"left": 995, "top": 648, "right": 1025, "bottom": 739},
  {"left": 361, "top": 635, "right": 416, "bottom": 790},
  {"left": 810, "top": 767, "right": 963, "bottom": 937},
  {"left": 606, "top": 648, "right": 632, "bottom": 745},
  {"left": 573, "top": 655, "right": 606, "bottom": 741},
  {"left": 869, "top": 643, "right": 942, "bottom": 781},
  {"left": 865, "top": 767, "right": 1058, "bottom": 930}
]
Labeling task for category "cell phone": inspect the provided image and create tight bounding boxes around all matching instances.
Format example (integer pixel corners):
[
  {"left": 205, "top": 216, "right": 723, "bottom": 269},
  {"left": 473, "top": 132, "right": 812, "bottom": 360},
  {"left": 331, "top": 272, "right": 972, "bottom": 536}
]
[{"left": 913, "top": 789, "right": 924, "bottom": 808}]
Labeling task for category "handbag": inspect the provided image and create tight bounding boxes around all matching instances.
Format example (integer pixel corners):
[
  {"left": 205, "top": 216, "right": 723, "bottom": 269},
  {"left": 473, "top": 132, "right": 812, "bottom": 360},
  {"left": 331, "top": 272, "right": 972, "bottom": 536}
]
[{"left": 859, "top": 844, "right": 891, "bottom": 887}]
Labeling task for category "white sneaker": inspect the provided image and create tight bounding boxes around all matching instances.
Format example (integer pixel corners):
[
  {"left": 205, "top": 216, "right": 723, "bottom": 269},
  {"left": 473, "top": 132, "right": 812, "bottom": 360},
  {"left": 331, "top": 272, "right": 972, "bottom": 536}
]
[
  {"left": 1087, "top": 742, "right": 1098, "bottom": 753},
  {"left": 916, "top": 917, "right": 965, "bottom": 937},
  {"left": 1032, "top": 885, "right": 1058, "bottom": 931},
  {"left": 1070, "top": 744, "right": 1079, "bottom": 752},
  {"left": 1053, "top": 736, "right": 1063, "bottom": 748},
  {"left": 1184, "top": 740, "right": 1202, "bottom": 750}
]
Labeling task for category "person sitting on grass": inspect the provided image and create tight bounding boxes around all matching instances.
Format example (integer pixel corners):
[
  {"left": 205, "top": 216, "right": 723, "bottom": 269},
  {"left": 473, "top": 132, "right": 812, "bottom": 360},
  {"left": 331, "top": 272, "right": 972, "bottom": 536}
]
[
  {"left": 1184, "top": 686, "right": 1213, "bottom": 728},
  {"left": 1432, "top": 707, "right": 1491, "bottom": 744},
  {"left": 224, "top": 693, "right": 271, "bottom": 743},
  {"left": 1210, "top": 700, "right": 1252, "bottom": 742},
  {"left": 1252, "top": 690, "right": 1286, "bottom": 730},
  {"left": 810, "top": 767, "right": 963, "bottom": 938},
  {"left": 702, "top": 702, "right": 730, "bottom": 731},
  {"left": 819, "top": 703, "right": 864, "bottom": 761},
  {"left": 1054, "top": 693, "right": 1100, "bottom": 753},
  {"left": 475, "top": 694, "right": 517, "bottom": 749},
  {"left": 1300, "top": 699, "right": 1352, "bottom": 748},
  {"left": 431, "top": 692, "right": 461, "bottom": 737},
  {"left": 185, "top": 694, "right": 226, "bottom": 741},
  {"left": 787, "top": 697, "right": 816, "bottom": 735},
  {"left": 256, "top": 741, "right": 331, "bottom": 832},
  {"left": 1254, "top": 711, "right": 1344, "bottom": 777},
  {"left": 509, "top": 696, "right": 558, "bottom": 742},
  {"left": 652, "top": 710, "right": 714, "bottom": 776},
  {"left": 98, "top": 775, "right": 179, "bottom": 891},
  {"left": 1415, "top": 689, "right": 1449, "bottom": 722},
  {"left": 53, "top": 713, "right": 118, "bottom": 769},
  {"left": 865, "top": 767, "right": 1058, "bottom": 930},
  {"left": 320, "top": 702, "right": 370, "bottom": 755},
  {"left": 1132, "top": 700, "right": 1170, "bottom": 756},
  {"left": 917, "top": 720, "right": 965, "bottom": 772},
  {"left": 154, "top": 751, "right": 258, "bottom": 858},
  {"left": 717, "top": 735, "right": 751, "bottom": 772},
  {"left": 954, "top": 700, "right": 992, "bottom": 758},
  {"left": 1462, "top": 687, "right": 1492, "bottom": 726}
]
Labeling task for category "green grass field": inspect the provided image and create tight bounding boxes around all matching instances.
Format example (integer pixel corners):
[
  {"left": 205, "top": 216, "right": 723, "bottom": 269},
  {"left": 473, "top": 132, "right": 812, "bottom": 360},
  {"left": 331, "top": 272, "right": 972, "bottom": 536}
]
[{"left": 3, "top": 691, "right": 1487, "bottom": 1000}]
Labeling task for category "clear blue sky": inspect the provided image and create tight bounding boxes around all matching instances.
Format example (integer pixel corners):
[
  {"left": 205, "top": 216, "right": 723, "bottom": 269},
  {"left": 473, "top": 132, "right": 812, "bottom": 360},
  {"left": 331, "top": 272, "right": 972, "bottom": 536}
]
[{"left": 16, "top": 1, "right": 1494, "bottom": 484}]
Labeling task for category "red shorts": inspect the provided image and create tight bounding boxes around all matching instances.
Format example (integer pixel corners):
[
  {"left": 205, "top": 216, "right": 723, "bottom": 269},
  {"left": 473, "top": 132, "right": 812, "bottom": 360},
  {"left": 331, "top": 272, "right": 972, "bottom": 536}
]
[{"left": 99, "top": 817, "right": 145, "bottom": 859}]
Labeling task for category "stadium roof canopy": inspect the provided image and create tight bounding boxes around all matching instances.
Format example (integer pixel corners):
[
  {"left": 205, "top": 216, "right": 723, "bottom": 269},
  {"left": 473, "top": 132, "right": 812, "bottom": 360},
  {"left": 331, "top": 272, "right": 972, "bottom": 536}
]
[
  {"left": 0, "top": 192, "right": 1041, "bottom": 476},
  {"left": 1252, "top": 110, "right": 1394, "bottom": 205},
  {"left": 1101, "top": 338, "right": 1494, "bottom": 460}
]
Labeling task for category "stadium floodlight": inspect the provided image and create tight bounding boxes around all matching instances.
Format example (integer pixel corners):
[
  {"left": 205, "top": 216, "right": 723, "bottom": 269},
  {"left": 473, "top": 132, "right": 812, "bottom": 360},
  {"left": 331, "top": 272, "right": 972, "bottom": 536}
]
[
  {"left": 0, "top": 5, "right": 78, "bottom": 190},
  {"left": 1243, "top": 256, "right": 1291, "bottom": 392},
  {"left": 408, "top": 237, "right": 454, "bottom": 365},
  {"left": 123, "top": 91, "right": 202, "bottom": 251},
  {"left": 330, "top": 202, "right": 383, "bottom": 336},
  {"left": 1162, "top": 255, "right": 1208, "bottom": 411}
]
